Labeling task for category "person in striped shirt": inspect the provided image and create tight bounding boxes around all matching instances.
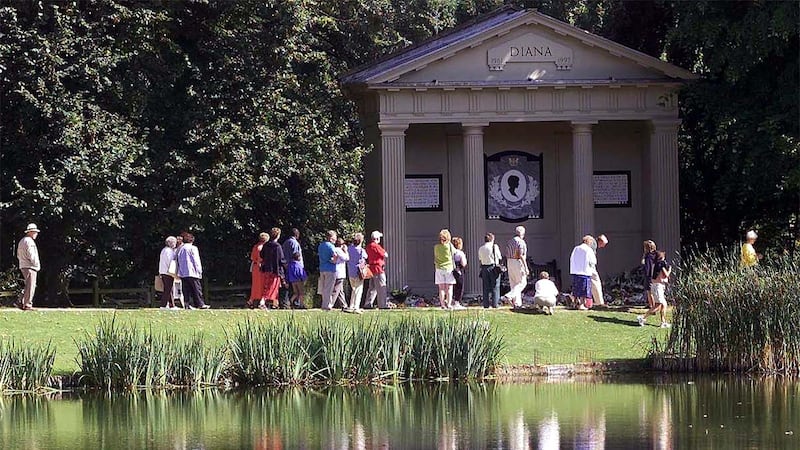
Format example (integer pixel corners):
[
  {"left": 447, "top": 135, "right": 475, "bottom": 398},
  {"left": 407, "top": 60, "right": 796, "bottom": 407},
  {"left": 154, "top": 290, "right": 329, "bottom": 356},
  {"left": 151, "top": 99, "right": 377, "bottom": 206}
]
[{"left": 502, "top": 226, "right": 529, "bottom": 308}]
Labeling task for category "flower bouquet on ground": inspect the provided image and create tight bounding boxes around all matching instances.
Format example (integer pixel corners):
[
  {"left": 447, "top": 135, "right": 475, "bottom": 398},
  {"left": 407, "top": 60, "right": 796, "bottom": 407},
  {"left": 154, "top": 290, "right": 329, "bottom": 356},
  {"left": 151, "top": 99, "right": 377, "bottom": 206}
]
[{"left": 390, "top": 285, "right": 411, "bottom": 307}]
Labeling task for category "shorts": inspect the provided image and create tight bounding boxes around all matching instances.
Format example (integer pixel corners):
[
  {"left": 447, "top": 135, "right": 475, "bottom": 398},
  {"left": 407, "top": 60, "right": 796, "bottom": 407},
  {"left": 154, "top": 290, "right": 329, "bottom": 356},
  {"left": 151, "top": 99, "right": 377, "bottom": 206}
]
[
  {"left": 435, "top": 268, "right": 456, "bottom": 285},
  {"left": 571, "top": 275, "right": 591, "bottom": 298},
  {"left": 651, "top": 283, "right": 667, "bottom": 305}
]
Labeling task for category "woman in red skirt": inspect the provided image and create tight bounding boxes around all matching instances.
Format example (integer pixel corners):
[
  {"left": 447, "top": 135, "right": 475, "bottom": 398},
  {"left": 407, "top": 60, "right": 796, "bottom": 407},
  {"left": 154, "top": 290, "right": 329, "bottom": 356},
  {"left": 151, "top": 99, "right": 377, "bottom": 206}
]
[
  {"left": 259, "top": 227, "right": 286, "bottom": 309},
  {"left": 248, "top": 232, "right": 268, "bottom": 309}
]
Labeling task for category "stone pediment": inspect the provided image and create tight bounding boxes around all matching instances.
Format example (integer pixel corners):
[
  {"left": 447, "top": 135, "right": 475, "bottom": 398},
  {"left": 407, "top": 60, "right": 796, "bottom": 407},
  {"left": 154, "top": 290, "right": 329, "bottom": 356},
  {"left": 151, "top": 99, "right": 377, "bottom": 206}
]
[{"left": 342, "top": 8, "right": 696, "bottom": 88}]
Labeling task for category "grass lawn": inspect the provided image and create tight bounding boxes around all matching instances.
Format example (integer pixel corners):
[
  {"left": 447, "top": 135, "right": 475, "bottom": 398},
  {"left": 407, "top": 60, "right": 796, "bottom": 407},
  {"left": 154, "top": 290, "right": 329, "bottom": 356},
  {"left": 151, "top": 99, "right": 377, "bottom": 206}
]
[{"left": 0, "top": 305, "right": 668, "bottom": 375}]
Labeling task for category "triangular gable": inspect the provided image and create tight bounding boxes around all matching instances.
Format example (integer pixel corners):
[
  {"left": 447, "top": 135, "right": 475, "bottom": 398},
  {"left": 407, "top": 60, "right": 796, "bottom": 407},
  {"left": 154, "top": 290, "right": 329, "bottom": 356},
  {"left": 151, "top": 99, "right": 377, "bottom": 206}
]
[{"left": 342, "top": 7, "right": 696, "bottom": 86}]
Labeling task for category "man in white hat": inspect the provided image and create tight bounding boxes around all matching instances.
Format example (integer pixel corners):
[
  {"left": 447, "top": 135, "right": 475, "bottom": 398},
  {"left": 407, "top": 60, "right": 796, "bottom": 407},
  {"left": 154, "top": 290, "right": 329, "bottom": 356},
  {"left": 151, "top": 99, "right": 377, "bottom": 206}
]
[
  {"left": 17, "top": 223, "right": 41, "bottom": 310},
  {"left": 364, "top": 230, "right": 389, "bottom": 309}
]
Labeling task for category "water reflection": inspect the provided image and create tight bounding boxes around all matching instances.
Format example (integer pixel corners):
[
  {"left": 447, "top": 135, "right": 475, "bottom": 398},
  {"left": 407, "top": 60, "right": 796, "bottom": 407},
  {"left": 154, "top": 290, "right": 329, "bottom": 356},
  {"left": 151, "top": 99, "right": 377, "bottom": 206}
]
[{"left": 0, "top": 375, "right": 798, "bottom": 449}]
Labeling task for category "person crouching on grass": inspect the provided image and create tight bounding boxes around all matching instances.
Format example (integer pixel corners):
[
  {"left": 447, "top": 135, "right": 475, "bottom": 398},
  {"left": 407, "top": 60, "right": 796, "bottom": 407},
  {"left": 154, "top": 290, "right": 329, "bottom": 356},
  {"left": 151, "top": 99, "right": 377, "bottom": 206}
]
[{"left": 637, "top": 251, "right": 671, "bottom": 328}]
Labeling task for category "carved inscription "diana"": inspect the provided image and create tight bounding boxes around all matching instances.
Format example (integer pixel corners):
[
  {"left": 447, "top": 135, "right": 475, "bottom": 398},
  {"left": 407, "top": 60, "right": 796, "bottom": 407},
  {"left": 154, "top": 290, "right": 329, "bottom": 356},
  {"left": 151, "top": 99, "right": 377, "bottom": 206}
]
[
  {"left": 510, "top": 46, "right": 552, "bottom": 57},
  {"left": 487, "top": 33, "right": 573, "bottom": 71}
]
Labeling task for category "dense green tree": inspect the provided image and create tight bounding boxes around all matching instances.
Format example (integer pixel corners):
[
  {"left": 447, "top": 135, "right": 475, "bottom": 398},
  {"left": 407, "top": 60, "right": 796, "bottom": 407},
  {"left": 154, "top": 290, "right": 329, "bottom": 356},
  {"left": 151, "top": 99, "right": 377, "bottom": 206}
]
[
  {"left": 0, "top": 2, "right": 164, "bottom": 303},
  {"left": 666, "top": 0, "right": 799, "bottom": 253}
]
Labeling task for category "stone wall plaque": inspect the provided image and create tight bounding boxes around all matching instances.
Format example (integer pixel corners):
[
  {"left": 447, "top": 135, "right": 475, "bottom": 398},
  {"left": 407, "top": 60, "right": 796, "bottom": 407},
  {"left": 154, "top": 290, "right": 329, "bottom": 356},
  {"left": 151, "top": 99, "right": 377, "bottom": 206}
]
[
  {"left": 405, "top": 175, "right": 443, "bottom": 211},
  {"left": 593, "top": 171, "right": 631, "bottom": 208}
]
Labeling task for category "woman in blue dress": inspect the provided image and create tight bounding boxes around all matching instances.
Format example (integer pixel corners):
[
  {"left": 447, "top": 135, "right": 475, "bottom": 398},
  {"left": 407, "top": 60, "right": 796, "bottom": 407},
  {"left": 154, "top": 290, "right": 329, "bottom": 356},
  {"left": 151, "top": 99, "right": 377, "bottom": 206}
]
[{"left": 286, "top": 251, "right": 308, "bottom": 309}]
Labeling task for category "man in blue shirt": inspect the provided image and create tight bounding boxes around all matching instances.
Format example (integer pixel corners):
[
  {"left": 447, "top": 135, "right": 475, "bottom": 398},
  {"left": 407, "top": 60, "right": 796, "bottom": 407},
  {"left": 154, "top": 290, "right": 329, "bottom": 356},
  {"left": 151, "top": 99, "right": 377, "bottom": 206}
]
[{"left": 318, "top": 230, "right": 338, "bottom": 310}]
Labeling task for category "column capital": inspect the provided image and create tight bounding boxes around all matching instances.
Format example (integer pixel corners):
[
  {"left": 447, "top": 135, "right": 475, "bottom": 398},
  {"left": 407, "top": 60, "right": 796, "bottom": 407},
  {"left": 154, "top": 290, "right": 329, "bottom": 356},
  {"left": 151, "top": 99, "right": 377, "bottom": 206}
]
[
  {"left": 461, "top": 122, "right": 490, "bottom": 135},
  {"left": 649, "top": 118, "right": 682, "bottom": 133},
  {"left": 378, "top": 122, "right": 409, "bottom": 136},
  {"left": 571, "top": 121, "right": 597, "bottom": 133}
]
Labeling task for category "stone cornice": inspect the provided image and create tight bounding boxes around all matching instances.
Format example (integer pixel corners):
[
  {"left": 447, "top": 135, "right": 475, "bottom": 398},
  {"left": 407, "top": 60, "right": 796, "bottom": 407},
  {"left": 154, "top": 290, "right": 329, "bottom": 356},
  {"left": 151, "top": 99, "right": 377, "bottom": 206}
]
[
  {"left": 366, "top": 79, "right": 685, "bottom": 90},
  {"left": 375, "top": 85, "right": 680, "bottom": 123}
]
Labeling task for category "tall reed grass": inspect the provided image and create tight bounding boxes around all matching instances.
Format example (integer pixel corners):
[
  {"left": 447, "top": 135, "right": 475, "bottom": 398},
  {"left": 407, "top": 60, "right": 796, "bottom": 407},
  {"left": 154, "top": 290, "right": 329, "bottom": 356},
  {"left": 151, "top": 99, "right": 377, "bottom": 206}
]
[
  {"left": 76, "top": 317, "right": 226, "bottom": 390},
  {"left": 227, "top": 316, "right": 505, "bottom": 387},
  {"left": 0, "top": 339, "right": 55, "bottom": 392},
  {"left": 73, "top": 314, "right": 505, "bottom": 390},
  {"left": 661, "top": 247, "right": 800, "bottom": 374}
]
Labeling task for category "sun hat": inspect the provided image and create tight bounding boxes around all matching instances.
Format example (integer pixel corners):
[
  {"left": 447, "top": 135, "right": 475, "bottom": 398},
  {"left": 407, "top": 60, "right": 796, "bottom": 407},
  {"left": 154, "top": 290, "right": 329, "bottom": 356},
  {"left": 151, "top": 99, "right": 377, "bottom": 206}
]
[
  {"left": 371, "top": 230, "right": 383, "bottom": 240},
  {"left": 24, "top": 223, "right": 40, "bottom": 233}
]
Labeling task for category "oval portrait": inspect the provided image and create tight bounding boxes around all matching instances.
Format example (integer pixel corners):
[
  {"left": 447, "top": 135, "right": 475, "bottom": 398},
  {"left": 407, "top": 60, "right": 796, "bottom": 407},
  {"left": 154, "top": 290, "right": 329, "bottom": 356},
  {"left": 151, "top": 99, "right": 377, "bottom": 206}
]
[{"left": 500, "top": 169, "right": 526, "bottom": 202}]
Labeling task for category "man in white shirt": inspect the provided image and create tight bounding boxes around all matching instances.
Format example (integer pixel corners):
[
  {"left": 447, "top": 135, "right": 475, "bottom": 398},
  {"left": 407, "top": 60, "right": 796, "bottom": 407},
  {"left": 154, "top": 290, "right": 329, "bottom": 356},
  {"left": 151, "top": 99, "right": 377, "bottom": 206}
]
[
  {"left": 533, "top": 271, "right": 559, "bottom": 315},
  {"left": 16, "top": 223, "right": 41, "bottom": 310},
  {"left": 569, "top": 235, "right": 597, "bottom": 310},
  {"left": 477, "top": 233, "right": 503, "bottom": 308},
  {"left": 331, "top": 238, "right": 350, "bottom": 310}
]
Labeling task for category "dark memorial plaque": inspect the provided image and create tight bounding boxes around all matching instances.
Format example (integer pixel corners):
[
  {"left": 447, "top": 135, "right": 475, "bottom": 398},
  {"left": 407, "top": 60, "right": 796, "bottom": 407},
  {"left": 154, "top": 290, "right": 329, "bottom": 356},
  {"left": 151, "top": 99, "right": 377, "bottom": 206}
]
[
  {"left": 405, "top": 175, "right": 443, "bottom": 211},
  {"left": 485, "top": 151, "right": 543, "bottom": 222},
  {"left": 593, "top": 171, "right": 631, "bottom": 208}
]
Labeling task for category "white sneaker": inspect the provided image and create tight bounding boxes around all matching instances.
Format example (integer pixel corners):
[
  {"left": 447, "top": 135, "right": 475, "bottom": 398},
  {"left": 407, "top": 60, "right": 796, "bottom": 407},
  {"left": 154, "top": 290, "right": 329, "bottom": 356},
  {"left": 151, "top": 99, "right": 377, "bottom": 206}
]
[
  {"left": 170, "top": 306, "right": 182, "bottom": 311},
  {"left": 159, "top": 306, "right": 169, "bottom": 310},
  {"left": 637, "top": 315, "right": 645, "bottom": 327},
  {"left": 660, "top": 322, "right": 671, "bottom": 329},
  {"left": 452, "top": 303, "right": 466, "bottom": 310}
]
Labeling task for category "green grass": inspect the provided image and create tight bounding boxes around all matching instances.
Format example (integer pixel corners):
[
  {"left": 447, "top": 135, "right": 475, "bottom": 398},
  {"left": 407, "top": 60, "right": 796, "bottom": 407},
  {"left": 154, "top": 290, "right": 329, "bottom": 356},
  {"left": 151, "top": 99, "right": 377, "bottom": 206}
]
[{"left": 0, "top": 306, "right": 667, "bottom": 376}]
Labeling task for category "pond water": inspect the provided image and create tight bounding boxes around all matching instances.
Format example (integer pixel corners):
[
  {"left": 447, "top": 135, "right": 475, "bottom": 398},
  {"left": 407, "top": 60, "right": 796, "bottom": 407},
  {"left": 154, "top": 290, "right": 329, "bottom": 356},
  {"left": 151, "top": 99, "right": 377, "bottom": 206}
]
[{"left": 0, "top": 374, "right": 798, "bottom": 449}]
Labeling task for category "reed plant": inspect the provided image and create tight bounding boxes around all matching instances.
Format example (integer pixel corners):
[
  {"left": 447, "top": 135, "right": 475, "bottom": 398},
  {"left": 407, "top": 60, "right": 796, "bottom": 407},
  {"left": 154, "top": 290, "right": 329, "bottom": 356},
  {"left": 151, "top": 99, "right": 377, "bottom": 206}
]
[
  {"left": 663, "top": 247, "right": 800, "bottom": 374},
  {"left": 227, "top": 319, "right": 317, "bottom": 386},
  {"left": 0, "top": 339, "right": 55, "bottom": 392},
  {"left": 76, "top": 317, "right": 227, "bottom": 389},
  {"left": 166, "top": 334, "right": 227, "bottom": 387},
  {"left": 68, "top": 314, "right": 505, "bottom": 389},
  {"left": 226, "top": 316, "right": 505, "bottom": 386}
]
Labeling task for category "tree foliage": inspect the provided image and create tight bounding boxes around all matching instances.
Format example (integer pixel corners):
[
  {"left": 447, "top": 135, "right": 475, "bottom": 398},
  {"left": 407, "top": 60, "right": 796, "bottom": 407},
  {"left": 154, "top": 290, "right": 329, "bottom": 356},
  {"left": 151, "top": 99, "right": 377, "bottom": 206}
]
[{"left": 1, "top": 0, "right": 797, "bottom": 304}]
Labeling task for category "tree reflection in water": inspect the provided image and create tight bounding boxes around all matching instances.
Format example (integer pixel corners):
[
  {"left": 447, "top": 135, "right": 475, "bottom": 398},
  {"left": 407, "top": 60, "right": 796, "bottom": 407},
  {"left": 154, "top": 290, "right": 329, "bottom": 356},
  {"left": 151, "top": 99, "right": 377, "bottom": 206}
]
[{"left": 0, "top": 375, "right": 797, "bottom": 449}]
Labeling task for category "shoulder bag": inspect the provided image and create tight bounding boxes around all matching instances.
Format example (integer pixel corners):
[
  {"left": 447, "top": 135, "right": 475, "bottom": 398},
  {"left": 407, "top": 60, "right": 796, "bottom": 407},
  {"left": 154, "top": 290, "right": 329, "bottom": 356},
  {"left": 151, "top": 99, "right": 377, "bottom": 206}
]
[
  {"left": 491, "top": 244, "right": 506, "bottom": 277},
  {"left": 358, "top": 263, "right": 374, "bottom": 280}
]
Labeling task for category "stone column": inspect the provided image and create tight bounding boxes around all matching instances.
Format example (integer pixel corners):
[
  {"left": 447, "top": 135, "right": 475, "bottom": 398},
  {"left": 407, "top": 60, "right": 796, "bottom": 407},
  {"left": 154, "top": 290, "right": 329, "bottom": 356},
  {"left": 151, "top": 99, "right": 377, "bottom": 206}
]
[
  {"left": 649, "top": 119, "right": 681, "bottom": 260},
  {"left": 462, "top": 123, "right": 488, "bottom": 296},
  {"left": 379, "top": 123, "right": 409, "bottom": 291},
  {"left": 572, "top": 121, "right": 597, "bottom": 241}
]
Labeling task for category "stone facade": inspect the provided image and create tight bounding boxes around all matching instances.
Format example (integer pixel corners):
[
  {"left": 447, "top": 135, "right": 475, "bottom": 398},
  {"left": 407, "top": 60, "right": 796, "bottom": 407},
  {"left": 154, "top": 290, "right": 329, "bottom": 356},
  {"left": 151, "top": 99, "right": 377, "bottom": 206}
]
[{"left": 343, "top": 8, "right": 695, "bottom": 296}]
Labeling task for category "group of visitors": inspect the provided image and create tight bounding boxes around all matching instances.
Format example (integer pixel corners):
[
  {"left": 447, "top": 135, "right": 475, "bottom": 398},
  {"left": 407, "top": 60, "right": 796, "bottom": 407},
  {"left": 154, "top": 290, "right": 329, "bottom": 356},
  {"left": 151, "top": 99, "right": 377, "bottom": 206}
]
[
  {"left": 248, "top": 228, "right": 389, "bottom": 312},
  {"left": 431, "top": 226, "right": 610, "bottom": 313},
  {"left": 158, "top": 232, "right": 211, "bottom": 310},
  {"left": 11, "top": 221, "right": 762, "bottom": 317}
]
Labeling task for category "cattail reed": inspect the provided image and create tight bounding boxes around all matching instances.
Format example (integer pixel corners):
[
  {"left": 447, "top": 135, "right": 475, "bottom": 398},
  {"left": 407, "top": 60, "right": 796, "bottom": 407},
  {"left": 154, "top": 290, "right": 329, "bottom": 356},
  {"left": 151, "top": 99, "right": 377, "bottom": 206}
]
[
  {"left": 226, "top": 316, "right": 505, "bottom": 387},
  {"left": 661, "top": 246, "right": 800, "bottom": 374},
  {"left": 75, "top": 317, "right": 226, "bottom": 390},
  {"left": 0, "top": 339, "right": 55, "bottom": 392}
]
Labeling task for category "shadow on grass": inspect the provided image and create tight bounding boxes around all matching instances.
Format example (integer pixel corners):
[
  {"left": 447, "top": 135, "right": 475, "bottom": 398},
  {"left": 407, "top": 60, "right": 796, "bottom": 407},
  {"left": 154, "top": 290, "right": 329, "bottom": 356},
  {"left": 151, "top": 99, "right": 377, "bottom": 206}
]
[
  {"left": 590, "top": 304, "right": 641, "bottom": 313},
  {"left": 587, "top": 314, "right": 641, "bottom": 327},
  {"left": 510, "top": 307, "right": 547, "bottom": 315}
]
